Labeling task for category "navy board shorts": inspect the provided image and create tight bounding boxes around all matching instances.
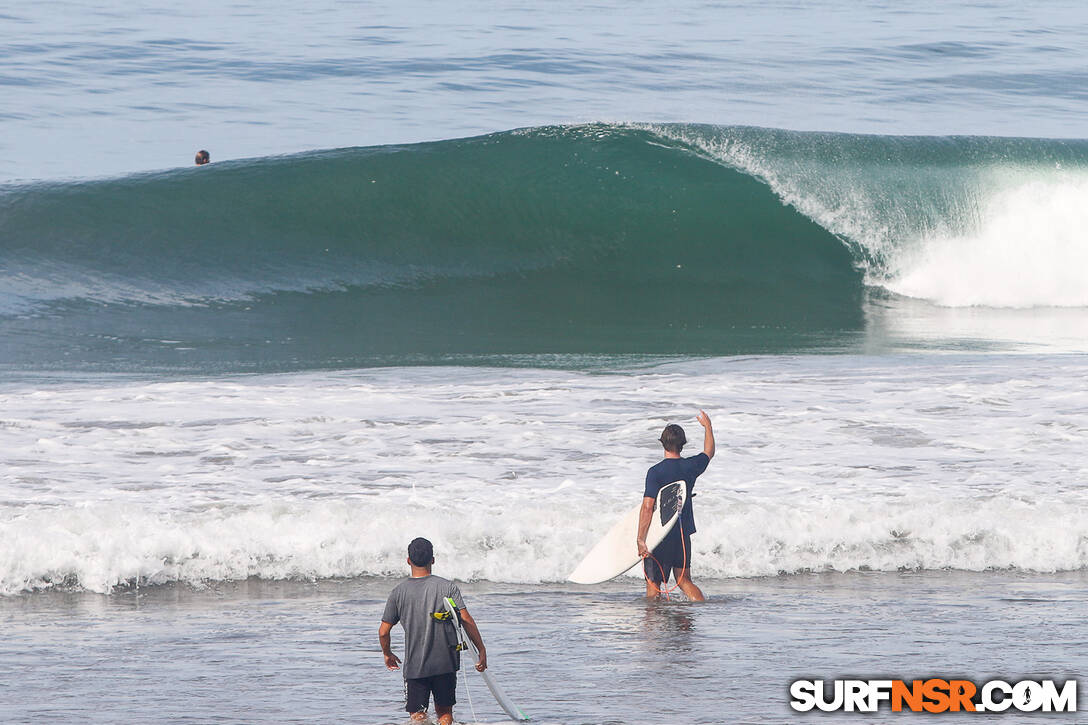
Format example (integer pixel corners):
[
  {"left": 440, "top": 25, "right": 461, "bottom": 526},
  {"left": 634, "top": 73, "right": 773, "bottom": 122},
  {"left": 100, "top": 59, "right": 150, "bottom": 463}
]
[
  {"left": 405, "top": 671, "right": 457, "bottom": 713},
  {"left": 643, "top": 528, "right": 692, "bottom": 583}
]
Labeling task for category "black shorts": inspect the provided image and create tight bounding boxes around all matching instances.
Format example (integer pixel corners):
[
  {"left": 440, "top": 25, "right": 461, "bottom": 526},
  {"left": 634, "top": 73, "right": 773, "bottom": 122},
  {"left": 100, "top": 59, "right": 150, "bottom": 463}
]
[
  {"left": 405, "top": 671, "right": 457, "bottom": 713},
  {"left": 643, "top": 530, "right": 692, "bottom": 583}
]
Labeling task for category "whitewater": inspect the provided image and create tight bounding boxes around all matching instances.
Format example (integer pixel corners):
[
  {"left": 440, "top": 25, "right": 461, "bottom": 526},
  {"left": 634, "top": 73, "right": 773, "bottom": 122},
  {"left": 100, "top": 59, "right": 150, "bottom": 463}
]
[{"left": 3, "top": 355, "right": 1086, "bottom": 595}]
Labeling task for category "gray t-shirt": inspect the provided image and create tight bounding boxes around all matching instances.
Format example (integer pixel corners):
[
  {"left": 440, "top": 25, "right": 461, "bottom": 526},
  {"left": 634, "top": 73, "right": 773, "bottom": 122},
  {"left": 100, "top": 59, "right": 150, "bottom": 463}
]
[{"left": 382, "top": 575, "right": 466, "bottom": 680}]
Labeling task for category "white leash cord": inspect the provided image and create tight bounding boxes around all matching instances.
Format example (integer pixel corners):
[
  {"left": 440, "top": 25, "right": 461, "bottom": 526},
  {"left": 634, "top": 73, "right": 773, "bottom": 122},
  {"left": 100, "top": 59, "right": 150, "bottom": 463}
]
[{"left": 460, "top": 656, "right": 479, "bottom": 724}]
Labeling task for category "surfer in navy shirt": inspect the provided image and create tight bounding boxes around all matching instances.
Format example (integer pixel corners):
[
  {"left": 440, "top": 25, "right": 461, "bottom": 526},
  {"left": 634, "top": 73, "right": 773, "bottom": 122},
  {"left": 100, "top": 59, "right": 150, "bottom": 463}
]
[{"left": 636, "top": 411, "right": 715, "bottom": 600}]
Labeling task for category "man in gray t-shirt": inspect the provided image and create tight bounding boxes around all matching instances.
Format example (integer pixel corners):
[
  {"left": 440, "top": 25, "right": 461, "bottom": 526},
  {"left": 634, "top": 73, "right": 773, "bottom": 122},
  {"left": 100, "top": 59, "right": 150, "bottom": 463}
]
[{"left": 379, "top": 538, "right": 487, "bottom": 725}]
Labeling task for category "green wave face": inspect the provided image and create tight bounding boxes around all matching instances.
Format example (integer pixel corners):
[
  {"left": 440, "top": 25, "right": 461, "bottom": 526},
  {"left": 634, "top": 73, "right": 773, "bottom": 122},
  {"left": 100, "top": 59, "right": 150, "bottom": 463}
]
[
  {"left": 5, "top": 123, "right": 1087, "bottom": 370},
  {"left": 0, "top": 125, "right": 864, "bottom": 369},
  {"left": 656, "top": 124, "right": 1088, "bottom": 305}
]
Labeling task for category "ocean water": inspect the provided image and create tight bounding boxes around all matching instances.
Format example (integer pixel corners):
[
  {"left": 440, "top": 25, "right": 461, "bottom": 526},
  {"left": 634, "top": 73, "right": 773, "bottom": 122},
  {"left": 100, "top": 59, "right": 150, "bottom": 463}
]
[
  {"left": 4, "top": 573, "right": 1088, "bottom": 724},
  {"left": 3, "top": 1, "right": 1088, "bottom": 723},
  {"left": 4, "top": 1, "right": 1088, "bottom": 182}
]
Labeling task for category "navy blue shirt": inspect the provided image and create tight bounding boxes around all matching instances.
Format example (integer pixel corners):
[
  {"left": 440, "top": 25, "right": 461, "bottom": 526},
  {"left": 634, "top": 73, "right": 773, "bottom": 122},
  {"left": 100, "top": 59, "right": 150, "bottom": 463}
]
[{"left": 643, "top": 453, "right": 710, "bottom": 534}]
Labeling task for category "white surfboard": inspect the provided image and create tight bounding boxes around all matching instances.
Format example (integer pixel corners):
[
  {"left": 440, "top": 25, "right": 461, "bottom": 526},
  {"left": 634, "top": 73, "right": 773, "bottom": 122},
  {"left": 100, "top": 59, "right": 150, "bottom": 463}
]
[
  {"left": 567, "top": 481, "right": 686, "bottom": 584},
  {"left": 442, "top": 596, "right": 530, "bottom": 721}
]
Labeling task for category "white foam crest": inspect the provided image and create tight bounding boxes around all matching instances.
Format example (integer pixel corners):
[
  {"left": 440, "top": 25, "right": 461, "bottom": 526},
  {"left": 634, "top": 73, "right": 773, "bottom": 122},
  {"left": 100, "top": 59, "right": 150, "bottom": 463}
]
[
  {"left": 694, "top": 493, "right": 1088, "bottom": 577},
  {"left": 5, "top": 490, "right": 1088, "bottom": 594},
  {"left": 887, "top": 179, "right": 1088, "bottom": 307},
  {"left": 3, "top": 358, "right": 1087, "bottom": 594},
  {"left": 0, "top": 497, "right": 601, "bottom": 595}
]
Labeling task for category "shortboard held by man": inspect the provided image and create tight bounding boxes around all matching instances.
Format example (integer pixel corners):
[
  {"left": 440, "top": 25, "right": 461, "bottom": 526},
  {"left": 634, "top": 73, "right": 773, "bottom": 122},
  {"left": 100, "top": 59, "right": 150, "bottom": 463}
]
[
  {"left": 636, "top": 410, "right": 715, "bottom": 600},
  {"left": 379, "top": 537, "right": 487, "bottom": 725}
]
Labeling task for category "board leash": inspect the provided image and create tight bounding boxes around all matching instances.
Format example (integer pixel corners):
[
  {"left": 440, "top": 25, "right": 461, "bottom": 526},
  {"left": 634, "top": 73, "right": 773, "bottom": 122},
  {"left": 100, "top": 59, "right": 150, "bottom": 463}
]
[
  {"left": 460, "top": 655, "right": 479, "bottom": 724},
  {"left": 438, "top": 594, "right": 530, "bottom": 721},
  {"left": 445, "top": 596, "right": 480, "bottom": 724},
  {"left": 643, "top": 519, "right": 688, "bottom": 601},
  {"left": 459, "top": 658, "right": 479, "bottom": 724}
]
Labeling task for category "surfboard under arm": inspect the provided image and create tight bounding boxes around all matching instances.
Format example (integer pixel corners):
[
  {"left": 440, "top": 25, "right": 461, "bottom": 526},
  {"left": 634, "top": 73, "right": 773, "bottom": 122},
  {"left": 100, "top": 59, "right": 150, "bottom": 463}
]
[
  {"left": 443, "top": 597, "right": 530, "bottom": 721},
  {"left": 567, "top": 480, "right": 687, "bottom": 584}
]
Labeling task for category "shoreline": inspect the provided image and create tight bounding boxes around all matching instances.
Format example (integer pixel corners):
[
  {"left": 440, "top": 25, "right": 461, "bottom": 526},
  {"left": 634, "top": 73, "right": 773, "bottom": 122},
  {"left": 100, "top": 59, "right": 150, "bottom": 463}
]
[{"left": 6, "top": 566, "right": 1088, "bottom": 604}]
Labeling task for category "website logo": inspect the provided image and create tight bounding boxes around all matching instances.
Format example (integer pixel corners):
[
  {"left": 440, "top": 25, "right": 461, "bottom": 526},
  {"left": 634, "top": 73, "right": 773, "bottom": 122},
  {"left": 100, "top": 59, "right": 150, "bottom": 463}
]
[{"left": 790, "top": 679, "right": 1077, "bottom": 714}]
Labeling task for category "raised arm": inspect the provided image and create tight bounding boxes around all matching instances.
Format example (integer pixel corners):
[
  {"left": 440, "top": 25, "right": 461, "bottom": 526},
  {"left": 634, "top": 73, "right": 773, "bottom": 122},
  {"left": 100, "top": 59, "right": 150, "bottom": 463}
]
[{"left": 698, "top": 410, "right": 715, "bottom": 460}]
